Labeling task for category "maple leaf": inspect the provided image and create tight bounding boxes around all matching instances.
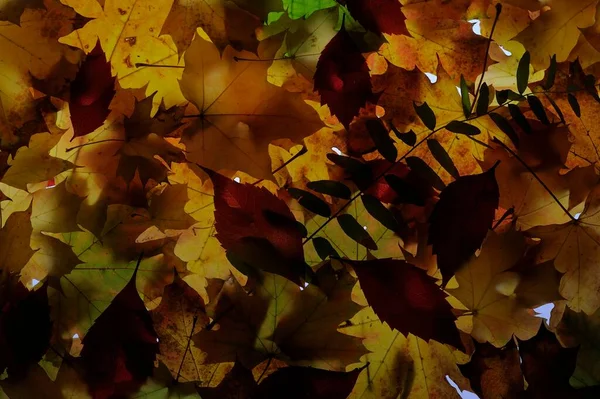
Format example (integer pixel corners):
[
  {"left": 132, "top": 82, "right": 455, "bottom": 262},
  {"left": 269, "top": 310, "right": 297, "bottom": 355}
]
[
  {"left": 77, "top": 258, "right": 160, "bottom": 398},
  {"left": 449, "top": 229, "right": 549, "bottom": 346},
  {"left": 31, "top": 181, "right": 84, "bottom": 233},
  {"left": 179, "top": 35, "right": 324, "bottom": 180},
  {"left": 161, "top": 0, "right": 261, "bottom": 56},
  {"left": 0, "top": 0, "right": 45, "bottom": 25},
  {"left": 348, "top": 258, "right": 463, "bottom": 349},
  {"left": 314, "top": 23, "right": 375, "bottom": 130},
  {"left": 428, "top": 164, "right": 499, "bottom": 285},
  {"left": 194, "top": 261, "right": 366, "bottom": 371},
  {"left": 0, "top": 208, "right": 35, "bottom": 273}
]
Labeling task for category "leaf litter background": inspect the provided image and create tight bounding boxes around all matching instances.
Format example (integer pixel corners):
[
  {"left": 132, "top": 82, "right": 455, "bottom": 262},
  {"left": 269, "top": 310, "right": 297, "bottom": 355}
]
[{"left": 3, "top": 0, "right": 600, "bottom": 398}]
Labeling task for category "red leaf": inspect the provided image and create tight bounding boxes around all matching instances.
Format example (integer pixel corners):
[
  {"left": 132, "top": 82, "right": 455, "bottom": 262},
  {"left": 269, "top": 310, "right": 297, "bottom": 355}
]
[
  {"left": 0, "top": 281, "right": 52, "bottom": 379},
  {"left": 428, "top": 164, "right": 499, "bottom": 286},
  {"left": 349, "top": 258, "right": 463, "bottom": 349},
  {"left": 345, "top": 0, "right": 408, "bottom": 36},
  {"left": 203, "top": 167, "right": 308, "bottom": 284},
  {"left": 79, "top": 261, "right": 159, "bottom": 399},
  {"left": 255, "top": 364, "right": 366, "bottom": 399},
  {"left": 459, "top": 340, "right": 524, "bottom": 398},
  {"left": 314, "top": 25, "right": 374, "bottom": 129},
  {"left": 69, "top": 42, "right": 116, "bottom": 138}
]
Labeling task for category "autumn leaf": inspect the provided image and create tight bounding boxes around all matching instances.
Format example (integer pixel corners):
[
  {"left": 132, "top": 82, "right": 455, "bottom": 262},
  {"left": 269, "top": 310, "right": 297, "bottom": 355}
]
[
  {"left": 179, "top": 35, "right": 323, "bottom": 180},
  {"left": 0, "top": 208, "right": 36, "bottom": 273}
]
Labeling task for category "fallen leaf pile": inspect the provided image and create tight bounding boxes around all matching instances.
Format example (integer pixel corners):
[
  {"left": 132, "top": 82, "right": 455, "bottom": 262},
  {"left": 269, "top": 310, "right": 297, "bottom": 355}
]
[{"left": 4, "top": 0, "right": 600, "bottom": 397}]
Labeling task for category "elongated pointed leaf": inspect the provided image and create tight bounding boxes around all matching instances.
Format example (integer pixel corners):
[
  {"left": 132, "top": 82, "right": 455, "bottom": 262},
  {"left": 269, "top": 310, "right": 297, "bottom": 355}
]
[
  {"left": 383, "top": 174, "right": 425, "bottom": 205},
  {"left": 460, "top": 75, "right": 471, "bottom": 117},
  {"left": 337, "top": 214, "right": 377, "bottom": 250},
  {"left": 361, "top": 194, "right": 399, "bottom": 231},
  {"left": 327, "top": 153, "right": 372, "bottom": 179},
  {"left": 489, "top": 112, "right": 519, "bottom": 147},
  {"left": 307, "top": 180, "right": 352, "bottom": 199},
  {"left": 391, "top": 125, "right": 417, "bottom": 146},
  {"left": 544, "top": 94, "right": 566, "bottom": 124},
  {"left": 508, "top": 104, "right": 532, "bottom": 134},
  {"left": 427, "top": 139, "right": 460, "bottom": 180},
  {"left": 476, "top": 83, "right": 489, "bottom": 116},
  {"left": 568, "top": 93, "right": 581, "bottom": 117},
  {"left": 312, "top": 237, "right": 339, "bottom": 260},
  {"left": 517, "top": 51, "right": 530, "bottom": 94},
  {"left": 288, "top": 188, "right": 331, "bottom": 217},
  {"left": 543, "top": 55, "right": 557, "bottom": 90},
  {"left": 413, "top": 101, "right": 436, "bottom": 130},
  {"left": 406, "top": 156, "right": 446, "bottom": 191},
  {"left": 527, "top": 95, "right": 550, "bottom": 125},
  {"left": 446, "top": 120, "right": 481, "bottom": 135},
  {"left": 366, "top": 119, "right": 397, "bottom": 162}
]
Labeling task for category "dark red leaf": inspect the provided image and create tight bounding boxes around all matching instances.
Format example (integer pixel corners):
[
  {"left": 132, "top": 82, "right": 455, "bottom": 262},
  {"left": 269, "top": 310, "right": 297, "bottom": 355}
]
[
  {"left": 69, "top": 42, "right": 116, "bottom": 138},
  {"left": 345, "top": 0, "right": 408, "bottom": 35},
  {"left": 0, "top": 281, "right": 52, "bottom": 379},
  {"left": 459, "top": 340, "right": 524, "bottom": 398},
  {"left": 254, "top": 364, "right": 366, "bottom": 399},
  {"left": 314, "top": 25, "right": 374, "bottom": 129},
  {"left": 79, "top": 261, "right": 159, "bottom": 399},
  {"left": 428, "top": 164, "right": 499, "bottom": 286},
  {"left": 203, "top": 167, "right": 308, "bottom": 284},
  {"left": 349, "top": 259, "right": 463, "bottom": 349}
]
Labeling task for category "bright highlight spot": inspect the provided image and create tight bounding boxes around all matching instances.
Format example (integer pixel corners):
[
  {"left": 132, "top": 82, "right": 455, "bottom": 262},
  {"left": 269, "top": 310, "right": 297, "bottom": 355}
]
[
  {"left": 300, "top": 282, "right": 310, "bottom": 291},
  {"left": 456, "top": 86, "right": 462, "bottom": 96},
  {"left": 533, "top": 302, "right": 555, "bottom": 323},
  {"left": 72, "top": 333, "right": 79, "bottom": 339},
  {"left": 446, "top": 375, "right": 480, "bottom": 398},
  {"left": 575, "top": 212, "right": 581, "bottom": 219},
  {"left": 331, "top": 146, "right": 343, "bottom": 155},
  {"left": 424, "top": 72, "right": 438, "bottom": 83},
  {"left": 469, "top": 19, "right": 482, "bottom": 36},
  {"left": 31, "top": 279, "right": 40, "bottom": 287},
  {"left": 499, "top": 45, "right": 512, "bottom": 56},
  {"left": 363, "top": 225, "right": 368, "bottom": 230},
  {"left": 233, "top": 176, "right": 241, "bottom": 183}
]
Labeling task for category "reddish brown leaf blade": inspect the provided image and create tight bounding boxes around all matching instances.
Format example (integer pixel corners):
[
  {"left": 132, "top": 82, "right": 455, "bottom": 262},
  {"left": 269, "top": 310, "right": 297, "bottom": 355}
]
[
  {"left": 428, "top": 164, "right": 499, "bottom": 285},
  {"left": 345, "top": 0, "right": 408, "bottom": 35},
  {"left": 349, "top": 259, "right": 463, "bottom": 349},
  {"left": 517, "top": 324, "right": 598, "bottom": 398},
  {"left": 459, "top": 340, "right": 524, "bottom": 399},
  {"left": 255, "top": 365, "right": 365, "bottom": 399},
  {"left": 69, "top": 42, "right": 116, "bottom": 138},
  {"left": 203, "top": 167, "right": 308, "bottom": 283},
  {"left": 314, "top": 25, "right": 374, "bottom": 129},
  {"left": 79, "top": 266, "right": 159, "bottom": 399},
  {"left": 0, "top": 282, "right": 52, "bottom": 379}
]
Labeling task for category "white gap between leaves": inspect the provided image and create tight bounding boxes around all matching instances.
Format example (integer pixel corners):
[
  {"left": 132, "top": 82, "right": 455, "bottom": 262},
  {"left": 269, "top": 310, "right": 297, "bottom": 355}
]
[
  {"left": 446, "top": 375, "right": 480, "bottom": 398},
  {"left": 424, "top": 72, "right": 438, "bottom": 83},
  {"left": 299, "top": 282, "right": 309, "bottom": 291},
  {"left": 533, "top": 302, "right": 555, "bottom": 323},
  {"left": 233, "top": 176, "right": 241, "bottom": 183},
  {"left": 331, "top": 146, "right": 344, "bottom": 155},
  {"left": 468, "top": 19, "right": 481, "bottom": 36},
  {"left": 31, "top": 279, "right": 40, "bottom": 287},
  {"left": 574, "top": 212, "right": 582, "bottom": 219},
  {"left": 499, "top": 45, "right": 513, "bottom": 56},
  {"left": 456, "top": 86, "right": 463, "bottom": 96},
  {"left": 72, "top": 333, "right": 79, "bottom": 339}
]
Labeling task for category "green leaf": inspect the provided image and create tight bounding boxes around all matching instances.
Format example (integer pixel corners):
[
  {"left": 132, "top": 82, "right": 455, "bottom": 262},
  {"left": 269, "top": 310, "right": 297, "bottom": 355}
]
[
  {"left": 307, "top": 180, "right": 352, "bottom": 199},
  {"left": 516, "top": 51, "right": 530, "bottom": 94},
  {"left": 361, "top": 194, "right": 399, "bottom": 231},
  {"left": 527, "top": 95, "right": 550, "bottom": 125},
  {"left": 489, "top": 112, "right": 519, "bottom": 147},
  {"left": 427, "top": 139, "right": 460, "bottom": 180},
  {"left": 390, "top": 121, "right": 417, "bottom": 146},
  {"left": 460, "top": 75, "right": 471, "bottom": 117},
  {"left": 413, "top": 101, "right": 436, "bottom": 130},
  {"left": 366, "top": 119, "right": 397, "bottom": 162},
  {"left": 384, "top": 174, "right": 425, "bottom": 206},
  {"left": 406, "top": 156, "right": 446, "bottom": 191},
  {"left": 282, "top": 0, "right": 338, "bottom": 19},
  {"left": 446, "top": 120, "right": 481, "bottom": 135},
  {"left": 508, "top": 104, "right": 532, "bottom": 134},
  {"left": 337, "top": 214, "right": 378, "bottom": 250},
  {"left": 288, "top": 188, "right": 331, "bottom": 217},
  {"left": 568, "top": 93, "right": 581, "bottom": 117},
  {"left": 543, "top": 54, "right": 557, "bottom": 90},
  {"left": 312, "top": 237, "right": 339, "bottom": 260},
  {"left": 476, "top": 83, "right": 489, "bottom": 116}
]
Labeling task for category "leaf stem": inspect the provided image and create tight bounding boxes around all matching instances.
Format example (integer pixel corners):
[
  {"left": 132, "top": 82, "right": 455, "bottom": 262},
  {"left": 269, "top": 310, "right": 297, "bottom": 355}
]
[
  {"left": 492, "top": 137, "right": 576, "bottom": 221},
  {"left": 65, "top": 139, "right": 125, "bottom": 152},
  {"left": 252, "top": 146, "right": 308, "bottom": 186},
  {"left": 135, "top": 63, "right": 185, "bottom": 68},
  {"left": 176, "top": 314, "right": 199, "bottom": 382},
  {"left": 472, "top": 3, "right": 502, "bottom": 108},
  {"left": 256, "top": 356, "right": 273, "bottom": 384},
  {"left": 492, "top": 207, "right": 514, "bottom": 230}
]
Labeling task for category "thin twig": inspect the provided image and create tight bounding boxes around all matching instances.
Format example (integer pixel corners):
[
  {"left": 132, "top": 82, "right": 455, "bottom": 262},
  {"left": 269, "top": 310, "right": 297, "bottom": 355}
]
[
  {"left": 492, "top": 207, "right": 514, "bottom": 230},
  {"left": 252, "top": 146, "right": 308, "bottom": 186},
  {"left": 176, "top": 314, "right": 199, "bottom": 383},
  {"left": 256, "top": 356, "right": 273, "bottom": 384},
  {"left": 492, "top": 137, "right": 576, "bottom": 221},
  {"left": 472, "top": 3, "right": 502, "bottom": 108}
]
